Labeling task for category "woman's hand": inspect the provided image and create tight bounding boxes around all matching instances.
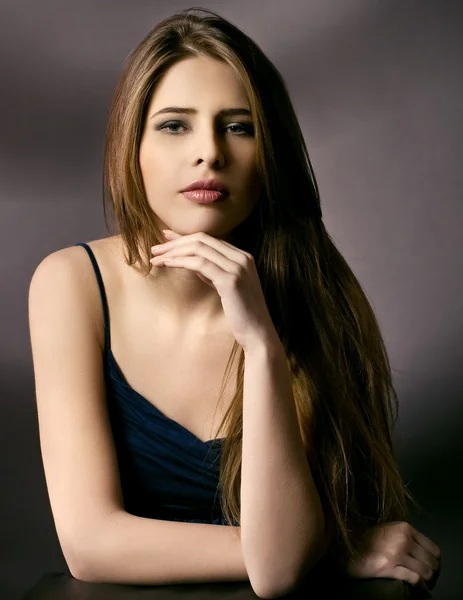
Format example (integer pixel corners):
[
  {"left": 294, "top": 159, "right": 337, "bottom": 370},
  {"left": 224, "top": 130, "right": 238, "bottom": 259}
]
[
  {"left": 150, "top": 229, "right": 279, "bottom": 353},
  {"left": 342, "top": 521, "right": 441, "bottom": 593}
]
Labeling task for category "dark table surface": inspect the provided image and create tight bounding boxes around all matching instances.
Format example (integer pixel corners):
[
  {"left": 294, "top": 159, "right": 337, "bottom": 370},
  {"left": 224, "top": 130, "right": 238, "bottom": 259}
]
[{"left": 20, "top": 562, "right": 432, "bottom": 600}]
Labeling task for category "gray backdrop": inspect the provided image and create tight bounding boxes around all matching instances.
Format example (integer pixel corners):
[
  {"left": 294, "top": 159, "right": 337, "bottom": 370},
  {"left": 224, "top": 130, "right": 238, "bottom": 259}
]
[{"left": 1, "top": 1, "right": 462, "bottom": 599}]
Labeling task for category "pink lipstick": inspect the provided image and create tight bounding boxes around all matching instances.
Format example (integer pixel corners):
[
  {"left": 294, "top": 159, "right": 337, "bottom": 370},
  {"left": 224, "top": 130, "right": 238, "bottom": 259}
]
[{"left": 182, "top": 190, "right": 226, "bottom": 203}]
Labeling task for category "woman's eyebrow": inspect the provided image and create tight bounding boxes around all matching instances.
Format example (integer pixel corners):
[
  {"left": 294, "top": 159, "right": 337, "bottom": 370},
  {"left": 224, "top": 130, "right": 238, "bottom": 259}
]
[{"left": 150, "top": 106, "right": 251, "bottom": 119}]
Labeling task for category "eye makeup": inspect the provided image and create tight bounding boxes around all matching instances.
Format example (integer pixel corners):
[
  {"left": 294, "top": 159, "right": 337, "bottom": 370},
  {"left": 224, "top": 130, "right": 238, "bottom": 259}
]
[{"left": 154, "top": 120, "right": 255, "bottom": 136}]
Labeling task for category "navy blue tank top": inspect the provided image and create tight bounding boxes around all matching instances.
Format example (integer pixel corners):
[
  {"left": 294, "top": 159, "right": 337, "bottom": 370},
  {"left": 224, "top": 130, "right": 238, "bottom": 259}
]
[{"left": 75, "top": 242, "right": 232, "bottom": 526}]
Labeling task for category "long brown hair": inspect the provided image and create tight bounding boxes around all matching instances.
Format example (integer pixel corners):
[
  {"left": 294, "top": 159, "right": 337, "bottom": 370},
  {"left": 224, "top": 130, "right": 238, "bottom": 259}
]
[{"left": 102, "top": 6, "right": 424, "bottom": 566}]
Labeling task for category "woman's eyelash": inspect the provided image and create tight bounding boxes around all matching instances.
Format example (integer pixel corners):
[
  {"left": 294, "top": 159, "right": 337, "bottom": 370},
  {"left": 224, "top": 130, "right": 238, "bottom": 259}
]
[{"left": 156, "top": 120, "right": 254, "bottom": 135}]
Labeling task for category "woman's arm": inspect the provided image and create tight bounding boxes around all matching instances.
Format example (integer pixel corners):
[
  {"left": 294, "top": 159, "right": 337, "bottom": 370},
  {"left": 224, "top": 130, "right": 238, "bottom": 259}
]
[
  {"left": 240, "top": 340, "right": 327, "bottom": 597},
  {"left": 77, "top": 511, "right": 249, "bottom": 585}
]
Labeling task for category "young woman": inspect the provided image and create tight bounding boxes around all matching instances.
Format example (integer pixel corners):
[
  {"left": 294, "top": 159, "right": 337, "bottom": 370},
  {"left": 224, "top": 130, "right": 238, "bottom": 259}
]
[{"left": 28, "top": 7, "right": 440, "bottom": 597}]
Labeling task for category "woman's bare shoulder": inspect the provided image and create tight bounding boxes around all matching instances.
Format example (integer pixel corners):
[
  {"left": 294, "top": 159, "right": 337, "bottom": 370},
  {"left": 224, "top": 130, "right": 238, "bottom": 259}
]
[
  {"left": 39, "top": 235, "right": 122, "bottom": 344},
  {"left": 52, "top": 235, "right": 122, "bottom": 271}
]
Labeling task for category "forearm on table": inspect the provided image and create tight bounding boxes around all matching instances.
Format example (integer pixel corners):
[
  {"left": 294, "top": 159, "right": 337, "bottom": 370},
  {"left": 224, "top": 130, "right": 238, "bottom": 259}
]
[
  {"left": 240, "top": 337, "right": 326, "bottom": 597},
  {"left": 74, "top": 510, "right": 249, "bottom": 585}
]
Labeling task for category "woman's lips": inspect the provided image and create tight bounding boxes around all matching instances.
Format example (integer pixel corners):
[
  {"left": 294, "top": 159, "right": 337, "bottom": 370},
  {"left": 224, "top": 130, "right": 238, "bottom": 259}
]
[{"left": 182, "top": 190, "right": 227, "bottom": 203}]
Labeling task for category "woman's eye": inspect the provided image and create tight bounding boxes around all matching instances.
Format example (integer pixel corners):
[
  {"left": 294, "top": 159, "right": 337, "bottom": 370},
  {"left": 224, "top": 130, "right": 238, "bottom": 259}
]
[
  {"left": 159, "top": 121, "right": 186, "bottom": 134},
  {"left": 156, "top": 121, "right": 254, "bottom": 136}
]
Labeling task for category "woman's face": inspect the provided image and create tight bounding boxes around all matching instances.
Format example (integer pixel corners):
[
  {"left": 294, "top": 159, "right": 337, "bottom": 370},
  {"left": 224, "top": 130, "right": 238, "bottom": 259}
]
[{"left": 139, "top": 55, "right": 263, "bottom": 242}]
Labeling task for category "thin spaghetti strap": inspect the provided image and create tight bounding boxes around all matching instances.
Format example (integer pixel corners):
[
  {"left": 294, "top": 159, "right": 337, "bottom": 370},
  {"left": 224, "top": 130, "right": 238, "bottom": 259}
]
[{"left": 75, "top": 242, "right": 111, "bottom": 354}]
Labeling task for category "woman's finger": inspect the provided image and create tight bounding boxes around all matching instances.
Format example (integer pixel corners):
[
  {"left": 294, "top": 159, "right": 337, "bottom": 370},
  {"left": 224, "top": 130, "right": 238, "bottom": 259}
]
[
  {"left": 410, "top": 526, "right": 441, "bottom": 560},
  {"left": 390, "top": 564, "right": 430, "bottom": 591},
  {"left": 395, "top": 552, "right": 435, "bottom": 585},
  {"left": 408, "top": 540, "right": 440, "bottom": 573}
]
